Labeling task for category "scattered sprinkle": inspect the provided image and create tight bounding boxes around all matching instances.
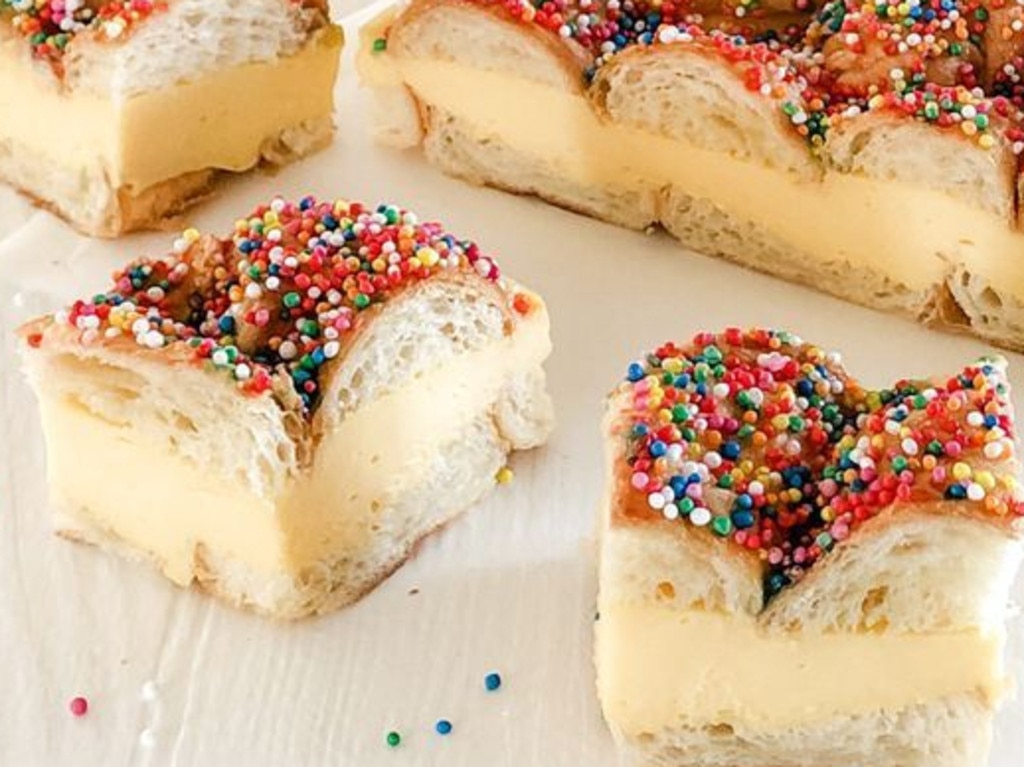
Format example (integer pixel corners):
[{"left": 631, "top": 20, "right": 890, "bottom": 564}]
[
  {"left": 386, "top": 730, "right": 401, "bottom": 748},
  {"left": 68, "top": 696, "right": 88, "bottom": 717},
  {"left": 484, "top": 672, "right": 502, "bottom": 691},
  {"left": 435, "top": 719, "right": 453, "bottom": 735},
  {"left": 496, "top": 466, "right": 514, "bottom": 484}
]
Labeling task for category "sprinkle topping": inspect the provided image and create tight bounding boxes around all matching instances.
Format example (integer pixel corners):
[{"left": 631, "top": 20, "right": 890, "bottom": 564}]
[
  {"left": 619, "top": 328, "right": 1024, "bottom": 599},
  {"left": 48, "top": 196, "right": 513, "bottom": 414},
  {"left": 2, "top": 1, "right": 167, "bottom": 67},
  {"left": 447, "top": 0, "right": 1024, "bottom": 148}
]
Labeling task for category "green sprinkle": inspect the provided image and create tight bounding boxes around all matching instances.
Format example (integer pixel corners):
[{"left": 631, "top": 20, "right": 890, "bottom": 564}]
[
  {"left": 283, "top": 292, "right": 301, "bottom": 309},
  {"left": 711, "top": 516, "right": 733, "bottom": 537},
  {"left": 386, "top": 731, "right": 401, "bottom": 748},
  {"left": 373, "top": 37, "right": 387, "bottom": 52},
  {"left": 354, "top": 293, "right": 371, "bottom": 309}
]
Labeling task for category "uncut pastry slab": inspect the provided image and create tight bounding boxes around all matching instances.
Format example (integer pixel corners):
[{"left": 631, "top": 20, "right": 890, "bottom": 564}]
[{"left": 0, "top": 3, "right": 1022, "bottom": 764}]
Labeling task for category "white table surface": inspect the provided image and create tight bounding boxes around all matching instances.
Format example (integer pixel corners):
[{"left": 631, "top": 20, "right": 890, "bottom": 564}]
[{"left": 1, "top": 3, "right": 1022, "bottom": 765}]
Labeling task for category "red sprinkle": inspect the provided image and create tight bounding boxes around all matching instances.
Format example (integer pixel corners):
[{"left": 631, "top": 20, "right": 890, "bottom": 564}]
[{"left": 69, "top": 697, "right": 88, "bottom": 717}]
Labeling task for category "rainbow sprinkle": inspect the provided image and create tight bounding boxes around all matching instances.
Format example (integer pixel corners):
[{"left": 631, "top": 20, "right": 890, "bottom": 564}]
[
  {"left": 440, "top": 0, "right": 1024, "bottom": 149},
  {"left": 2, "top": 1, "right": 167, "bottom": 65},
  {"left": 618, "top": 328, "right": 1024, "bottom": 599},
  {"left": 37, "top": 197, "right": 526, "bottom": 414}
]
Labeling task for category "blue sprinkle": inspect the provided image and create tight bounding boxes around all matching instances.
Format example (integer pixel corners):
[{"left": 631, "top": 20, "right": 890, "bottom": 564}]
[
  {"left": 720, "top": 442, "right": 741, "bottom": 460},
  {"left": 984, "top": 414, "right": 998, "bottom": 428},
  {"left": 945, "top": 484, "right": 968, "bottom": 500},
  {"left": 732, "top": 510, "right": 756, "bottom": 530},
  {"left": 736, "top": 494, "right": 753, "bottom": 509},
  {"left": 627, "top": 362, "right": 645, "bottom": 382},
  {"left": 218, "top": 315, "right": 236, "bottom": 334},
  {"left": 435, "top": 719, "right": 452, "bottom": 736},
  {"left": 649, "top": 440, "right": 667, "bottom": 458},
  {"left": 632, "top": 424, "right": 649, "bottom": 438},
  {"left": 484, "top": 672, "right": 502, "bottom": 692}
]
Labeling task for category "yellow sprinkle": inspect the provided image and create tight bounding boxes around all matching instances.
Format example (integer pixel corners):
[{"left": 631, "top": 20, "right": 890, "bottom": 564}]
[
  {"left": 976, "top": 471, "right": 996, "bottom": 490},
  {"left": 418, "top": 247, "right": 440, "bottom": 267},
  {"left": 496, "top": 467, "right": 514, "bottom": 484},
  {"left": 952, "top": 462, "right": 973, "bottom": 481}
]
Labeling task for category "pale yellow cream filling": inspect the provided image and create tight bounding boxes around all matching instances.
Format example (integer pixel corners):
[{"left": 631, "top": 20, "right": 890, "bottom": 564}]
[
  {"left": 37, "top": 311, "right": 548, "bottom": 584},
  {"left": 0, "top": 27, "right": 341, "bottom": 192},
  {"left": 596, "top": 604, "right": 1005, "bottom": 734},
  {"left": 363, "top": 51, "right": 1024, "bottom": 293}
]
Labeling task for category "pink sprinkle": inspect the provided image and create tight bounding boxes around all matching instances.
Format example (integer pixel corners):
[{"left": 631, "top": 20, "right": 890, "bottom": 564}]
[{"left": 69, "top": 697, "right": 88, "bottom": 717}]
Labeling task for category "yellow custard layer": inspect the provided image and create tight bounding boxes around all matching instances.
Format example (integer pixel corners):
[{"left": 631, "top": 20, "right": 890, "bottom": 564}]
[
  {"left": 595, "top": 604, "right": 1006, "bottom": 734},
  {"left": 0, "top": 27, "right": 341, "bottom": 192},
  {"left": 362, "top": 47, "right": 1024, "bottom": 294},
  {"left": 37, "top": 311, "right": 549, "bottom": 584}
]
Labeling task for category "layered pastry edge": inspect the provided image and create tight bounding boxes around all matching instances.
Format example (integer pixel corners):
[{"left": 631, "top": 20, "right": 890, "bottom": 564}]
[
  {"left": 358, "top": 0, "right": 1024, "bottom": 351},
  {"left": 18, "top": 196, "right": 554, "bottom": 618}
]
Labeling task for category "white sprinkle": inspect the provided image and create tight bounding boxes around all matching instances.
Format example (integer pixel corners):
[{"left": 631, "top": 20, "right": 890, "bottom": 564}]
[
  {"left": 323, "top": 341, "right": 341, "bottom": 359},
  {"left": 279, "top": 341, "right": 298, "bottom": 360},
  {"left": 11, "top": 292, "right": 24, "bottom": 308},
  {"left": 690, "top": 507, "right": 712, "bottom": 527},
  {"left": 648, "top": 492, "right": 666, "bottom": 511},
  {"left": 967, "top": 411, "right": 985, "bottom": 427},
  {"left": 141, "top": 681, "right": 159, "bottom": 702},
  {"left": 141, "top": 330, "right": 164, "bottom": 349},
  {"left": 211, "top": 349, "right": 229, "bottom": 367},
  {"left": 234, "top": 364, "right": 252, "bottom": 382},
  {"left": 244, "top": 283, "right": 262, "bottom": 300},
  {"left": 713, "top": 383, "right": 730, "bottom": 399},
  {"left": 475, "top": 258, "right": 493, "bottom": 277},
  {"left": 703, "top": 451, "right": 722, "bottom": 470},
  {"left": 984, "top": 441, "right": 1005, "bottom": 460},
  {"left": 901, "top": 438, "right": 919, "bottom": 455},
  {"left": 967, "top": 483, "right": 986, "bottom": 501},
  {"left": 658, "top": 25, "right": 680, "bottom": 43},
  {"left": 662, "top": 504, "right": 680, "bottom": 521},
  {"left": 748, "top": 480, "right": 765, "bottom": 496}
]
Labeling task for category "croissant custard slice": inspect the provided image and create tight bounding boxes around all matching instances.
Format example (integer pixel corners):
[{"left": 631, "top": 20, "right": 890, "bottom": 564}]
[
  {"left": 0, "top": 1, "right": 341, "bottom": 237},
  {"left": 597, "top": 329, "right": 1024, "bottom": 766},
  {"left": 359, "top": 0, "right": 1024, "bottom": 350},
  {"left": 19, "top": 196, "right": 554, "bottom": 618}
]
